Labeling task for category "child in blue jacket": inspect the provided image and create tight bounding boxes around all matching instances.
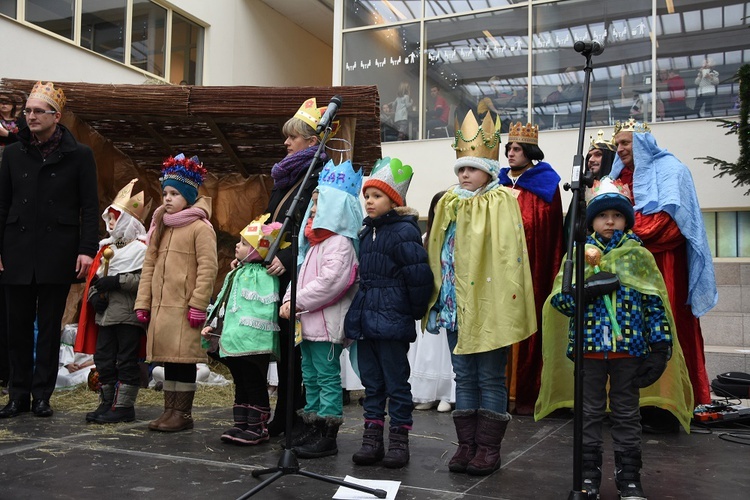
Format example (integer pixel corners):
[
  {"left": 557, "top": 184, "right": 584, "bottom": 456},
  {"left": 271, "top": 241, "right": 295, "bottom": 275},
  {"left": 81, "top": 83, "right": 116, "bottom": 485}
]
[{"left": 344, "top": 157, "right": 433, "bottom": 469}]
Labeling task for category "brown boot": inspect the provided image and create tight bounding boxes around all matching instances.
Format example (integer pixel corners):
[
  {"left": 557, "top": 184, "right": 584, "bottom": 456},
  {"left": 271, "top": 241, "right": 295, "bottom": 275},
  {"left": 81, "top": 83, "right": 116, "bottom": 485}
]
[
  {"left": 466, "top": 409, "right": 510, "bottom": 476},
  {"left": 156, "top": 382, "right": 195, "bottom": 432},
  {"left": 148, "top": 381, "right": 176, "bottom": 431},
  {"left": 448, "top": 409, "right": 478, "bottom": 473}
]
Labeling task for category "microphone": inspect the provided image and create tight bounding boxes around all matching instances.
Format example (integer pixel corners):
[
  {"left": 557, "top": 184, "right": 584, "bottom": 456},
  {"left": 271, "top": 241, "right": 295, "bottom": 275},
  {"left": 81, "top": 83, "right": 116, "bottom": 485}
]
[
  {"left": 573, "top": 41, "right": 604, "bottom": 56},
  {"left": 316, "top": 95, "right": 342, "bottom": 134}
]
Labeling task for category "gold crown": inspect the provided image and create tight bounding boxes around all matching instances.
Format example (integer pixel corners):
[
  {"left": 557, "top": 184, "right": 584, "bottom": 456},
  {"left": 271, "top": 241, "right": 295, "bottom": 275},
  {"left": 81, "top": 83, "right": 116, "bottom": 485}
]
[
  {"left": 29, "top": 81, "right": 66, "bottom": 112},
  {"left": 507, "top": 122, "right": 538, "bottom": 145},
  {"left": 613, "top": 118, "right": 651, "bottom": 135},
  {"left": 111, "top": 179, "right": 152, "bottom": 225},
  {"left": 452, "top": 110, "right": 502, "bottom": 161},
  {"left": 294, "top": 97, "right": 339, "bottom": 137},
  {"left": 589, "top": 129, "right": 615, "bottom": 151}
]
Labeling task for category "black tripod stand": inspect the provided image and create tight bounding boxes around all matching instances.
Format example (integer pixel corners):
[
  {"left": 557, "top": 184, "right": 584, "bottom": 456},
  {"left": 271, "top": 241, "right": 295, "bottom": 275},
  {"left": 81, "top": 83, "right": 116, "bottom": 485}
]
[
  {"left": 561, "top": 40, "right": 604, "bottom": 500},
  {"left": 237, "top": 99, "right": 387, "bottom": 499}
]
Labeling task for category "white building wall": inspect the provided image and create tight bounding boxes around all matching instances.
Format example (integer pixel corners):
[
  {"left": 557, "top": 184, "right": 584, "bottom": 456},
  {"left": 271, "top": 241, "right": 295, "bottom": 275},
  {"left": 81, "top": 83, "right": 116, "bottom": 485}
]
[
  {"left": 0, "top": 0, "right": 332, "bottom": 87},
  {"left": 381, "top": 120, "right": 747, "bottom": 217}
]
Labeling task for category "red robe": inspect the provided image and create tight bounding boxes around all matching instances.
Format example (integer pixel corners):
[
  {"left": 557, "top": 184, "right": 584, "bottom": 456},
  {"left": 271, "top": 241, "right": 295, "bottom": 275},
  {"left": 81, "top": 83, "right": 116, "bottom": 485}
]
[
  {"left": 506, "top": 184, "right": 564, "bottom": 414},
  {"left": 620, "top": 166, "right": 711, "bottom": 404},
  {"left": 75, "top": 246, "right": 107, "bottom": 355}
]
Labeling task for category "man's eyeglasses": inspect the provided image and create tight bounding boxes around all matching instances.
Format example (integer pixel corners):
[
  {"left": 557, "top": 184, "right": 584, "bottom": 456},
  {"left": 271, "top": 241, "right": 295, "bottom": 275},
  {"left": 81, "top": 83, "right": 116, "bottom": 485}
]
[{"left": 23, "top": 108, "right": 57, "bottom": 116}]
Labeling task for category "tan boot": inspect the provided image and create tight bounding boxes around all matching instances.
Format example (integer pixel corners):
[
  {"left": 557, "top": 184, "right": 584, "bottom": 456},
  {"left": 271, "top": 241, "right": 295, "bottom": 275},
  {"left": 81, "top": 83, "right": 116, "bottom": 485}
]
[
  {"left": 156, "top": 382, "right": 196, "bottom": 432},
  {"left": 148, "top": 381, "right": 176, "bottom": 431}
]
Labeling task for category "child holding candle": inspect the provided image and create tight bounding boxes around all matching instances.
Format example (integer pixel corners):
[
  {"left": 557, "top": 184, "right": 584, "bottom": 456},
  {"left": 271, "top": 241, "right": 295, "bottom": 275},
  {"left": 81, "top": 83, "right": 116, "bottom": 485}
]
[{"left": 548, "top": 177, "right": 675, "bottom": 500}]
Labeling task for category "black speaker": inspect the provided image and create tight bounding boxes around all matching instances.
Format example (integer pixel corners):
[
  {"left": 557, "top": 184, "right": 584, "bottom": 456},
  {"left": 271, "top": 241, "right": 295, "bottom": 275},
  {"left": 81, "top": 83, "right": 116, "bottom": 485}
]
[{"left": 711, "top": 372, "right": 750, "bottom": 399}]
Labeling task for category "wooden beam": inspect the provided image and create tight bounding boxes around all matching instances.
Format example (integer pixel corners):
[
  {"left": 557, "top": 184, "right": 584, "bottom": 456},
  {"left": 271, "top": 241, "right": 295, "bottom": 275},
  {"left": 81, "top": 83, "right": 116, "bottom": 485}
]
[
  {"left": 204, "top": 117, "right": 249, "bottom": 177},
  {"left": 134, "top": 116, "right": 175, "bottom": 157}
]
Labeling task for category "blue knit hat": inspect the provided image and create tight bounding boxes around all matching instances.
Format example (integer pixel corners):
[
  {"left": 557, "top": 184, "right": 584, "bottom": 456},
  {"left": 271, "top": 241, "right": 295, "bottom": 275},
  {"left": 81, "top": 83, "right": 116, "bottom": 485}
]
[
  {"left": 161, "top": 153, "right": 207, "bottom": 205},
  {"left": 585, "top": 177, "right": 635, "bottom": 230}
]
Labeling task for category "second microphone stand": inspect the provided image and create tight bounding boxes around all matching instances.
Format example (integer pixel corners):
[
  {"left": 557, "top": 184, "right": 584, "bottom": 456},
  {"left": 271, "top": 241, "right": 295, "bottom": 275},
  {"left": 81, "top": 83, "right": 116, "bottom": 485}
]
[
  {"left": 237, "top": 121, "right": 386, "bottom": 499},
  {"left": 561, "top": 46, "right": 599, "bottom": 500}
]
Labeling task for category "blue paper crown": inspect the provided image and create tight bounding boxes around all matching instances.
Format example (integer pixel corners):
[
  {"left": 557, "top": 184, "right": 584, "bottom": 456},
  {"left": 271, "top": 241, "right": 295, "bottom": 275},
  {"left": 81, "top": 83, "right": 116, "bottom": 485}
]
[
  {"left": 161, "top": 153, "right": 207, "bottom": 188},
  {"left": 317, "top": 159, "right": 363, "bottom": 197}
]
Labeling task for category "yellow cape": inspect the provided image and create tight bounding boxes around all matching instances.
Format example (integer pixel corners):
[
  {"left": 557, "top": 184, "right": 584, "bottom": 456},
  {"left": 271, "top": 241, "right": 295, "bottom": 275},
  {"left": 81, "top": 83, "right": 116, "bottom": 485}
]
[
  {"left": 423, "top": 187, "right": 536, "bottom": 354},
  {"left": 534, "top": 237, "right": 694, "bottom": 432}
]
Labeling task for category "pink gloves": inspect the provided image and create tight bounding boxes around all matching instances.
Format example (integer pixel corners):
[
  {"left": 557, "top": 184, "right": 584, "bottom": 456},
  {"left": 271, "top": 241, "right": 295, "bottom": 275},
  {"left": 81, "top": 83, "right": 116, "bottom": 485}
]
[
  {"left": 188, "top": 307, "right": 206, "bottom": 328},
  {"left": 136, "top": 309, "right": 150, "bottom": 323}
]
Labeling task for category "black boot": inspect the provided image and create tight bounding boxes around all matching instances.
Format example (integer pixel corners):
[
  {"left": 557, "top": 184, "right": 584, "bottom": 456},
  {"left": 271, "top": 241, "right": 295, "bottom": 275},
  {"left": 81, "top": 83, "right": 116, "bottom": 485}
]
[
  {"left": 86, "top": 384, "right": 115, "bottom": 423},
  {"left": 295, "top": 416, "right": 342, "bottom": 459},
  {"left": 229, "top": 405, "right": 271, "bottom": 445},
  {"left": 615, "top": 450, "right": 647, "bottom": 500},
  {"left": 582, "top": 446, "right": 603, "bottom": 499},
  {"left": 283, "top": 411, "right": 320, "bottom": 449},
  {"left": 382, "top": 426, "right": 410, "bottom": 469},
  {"left": 352, "top": 421, "right": 385, "bottom": 465},
  {"left": 95, "top": 384, "right": 138, "bottom": 423},
  {"left": 221, "top": 405, "right": 248, "bottom": 442}
]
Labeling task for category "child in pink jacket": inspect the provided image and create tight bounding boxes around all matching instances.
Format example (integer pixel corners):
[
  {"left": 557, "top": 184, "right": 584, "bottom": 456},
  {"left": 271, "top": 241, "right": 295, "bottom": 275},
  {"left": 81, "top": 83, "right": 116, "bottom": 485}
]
[{"left": 279, "top": 159, "right": 362, "bottom": 459}]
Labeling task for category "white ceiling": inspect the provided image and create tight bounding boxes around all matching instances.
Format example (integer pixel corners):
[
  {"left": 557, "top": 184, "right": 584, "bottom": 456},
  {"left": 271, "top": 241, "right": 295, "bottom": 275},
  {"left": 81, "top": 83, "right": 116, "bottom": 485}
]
[{"left": 260, "top": 0, "right": 335, "bottom": 46}]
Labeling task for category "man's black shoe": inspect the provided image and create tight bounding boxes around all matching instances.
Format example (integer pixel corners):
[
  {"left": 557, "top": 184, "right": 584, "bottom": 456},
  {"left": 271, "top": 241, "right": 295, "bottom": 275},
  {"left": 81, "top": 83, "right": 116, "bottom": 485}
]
[
  {"left": 32, "top": 399, "right": 53, "bottom": 417},
  {"left": 0, "top": 399, "right": 31, "bottom": 418}
]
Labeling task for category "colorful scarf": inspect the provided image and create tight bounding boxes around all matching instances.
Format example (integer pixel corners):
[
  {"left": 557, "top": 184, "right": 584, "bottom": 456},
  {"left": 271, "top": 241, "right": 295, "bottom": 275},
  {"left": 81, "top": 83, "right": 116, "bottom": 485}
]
[
  {"left": 271, "top": 146, "right": 324, "bottom": 190},
  {"left": 146, "top": 205, "right": 210, "bottom": 245}
]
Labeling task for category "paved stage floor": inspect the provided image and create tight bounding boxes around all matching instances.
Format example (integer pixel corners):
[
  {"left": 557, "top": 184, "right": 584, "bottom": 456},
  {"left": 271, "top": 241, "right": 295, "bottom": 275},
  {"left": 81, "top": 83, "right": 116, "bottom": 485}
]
[{"left": 1, "top": 396, "right": 749, "bottom": 499}]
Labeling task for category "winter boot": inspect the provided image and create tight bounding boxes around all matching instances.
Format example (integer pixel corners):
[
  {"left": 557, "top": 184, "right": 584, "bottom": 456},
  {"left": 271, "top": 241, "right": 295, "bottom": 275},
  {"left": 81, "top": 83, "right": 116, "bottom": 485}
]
[
  {"left": 283, "top": 411, "right": 320, "bottom": 449},
  {"left": 466, "top": 409, "right": 511, "bottom": 476},
  {"left": 220, "top": 405, "right": 249, "bottom": 442},
  {"left": 149, "top": 380, "right": 177, "bottom": 430},
  {"left": 382, "top": 425, "right": 410, "bottom": 469},
  {"left": 86, "top": 384, "right": 115, "bottom": 423},
  {"left": 95, "top": 384, "right": 139, "bottom": 423},
  {"left": 229, "top": 405, "right": 271, "bottom": 445},
  {"left": 156, "top": 382, "right": 195, "bottom": 432},
  {"left": 615, "top": 450, "right": 647, "bottom": 500},
  {"left": 448, "top": 409, "right": 478, "bottom": 473},
  {"left": 295, "top": 416, "right": 343, "bottom": 459},
  {"left": 582, "top": 446, "right": 603, "bottom": 499},
  {"left": 352, "top": 420, "right": 385, "bottom": 465}
]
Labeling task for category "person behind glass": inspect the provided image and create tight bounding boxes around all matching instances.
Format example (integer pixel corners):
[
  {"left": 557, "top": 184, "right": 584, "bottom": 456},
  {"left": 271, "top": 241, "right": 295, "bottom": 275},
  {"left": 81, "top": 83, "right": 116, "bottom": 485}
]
[
  {"left": 586, "top": 129, "right": 616, "bottom": 181},
  {"left": 134, "top": 153, "right": 218, "bottom": 432},
  {"left": 280, "top": 160, "right": 363, "bottom": 459},
  {"left": 409, "top": 190, "right": 454, "bottom": 413},
  {"left": 548, "top": 177, "right": 675, "bottom": 499},
  {"left": 694, "top": 58, "right": 719, "bottom": 118},
  {"left": 611, "top": 118, "right": 716, "bottom": 421},
  {"left": 345, "top": 157, "right": 433, "bottom": 469},
  {"left": 425, "top": 86, "right": 449, "bottom": 134},
  {"left": 259, "top": 97, "right": 330, "bottom": 437},
  {"left": 76, "top": 179, "right": 151, "bottom": 424},
  {"left": 387, "top": 82, "right": 413, "bottom": 141},
  {"left": 498, "top": 122, "right": 564, "bottom": 416},
  {"left": 425, "top": 111, "right": 536, "bottom": 476},
  {"left": 0, "top": 81, "right": 99, "bottom": 419},
  {"left": 202, "top": 215, "right": 287, "bottom": 446}
]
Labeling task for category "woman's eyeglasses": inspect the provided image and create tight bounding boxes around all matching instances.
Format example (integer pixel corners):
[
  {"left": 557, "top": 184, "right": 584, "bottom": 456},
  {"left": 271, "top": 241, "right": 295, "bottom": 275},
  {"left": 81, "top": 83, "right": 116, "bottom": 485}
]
[{"left": 23, "top": 108, "right": 57, "bottom": 116}]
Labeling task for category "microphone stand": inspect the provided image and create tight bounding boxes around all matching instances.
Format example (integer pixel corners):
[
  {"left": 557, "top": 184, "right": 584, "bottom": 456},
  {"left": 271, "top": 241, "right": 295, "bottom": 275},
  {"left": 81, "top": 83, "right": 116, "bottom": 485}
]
[
  {"left": 561, "top": 44, "right": 600, "bottom": 500},
  {"left": 238, "top": 118, "right": 387, "bottom": 499}
]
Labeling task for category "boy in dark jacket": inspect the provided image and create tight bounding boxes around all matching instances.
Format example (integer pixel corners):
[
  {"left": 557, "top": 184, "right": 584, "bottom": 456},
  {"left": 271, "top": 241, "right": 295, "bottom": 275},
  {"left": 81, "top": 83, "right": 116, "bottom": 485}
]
[{"left": 344, "top": 157, "right": 433, "bottom": 469}]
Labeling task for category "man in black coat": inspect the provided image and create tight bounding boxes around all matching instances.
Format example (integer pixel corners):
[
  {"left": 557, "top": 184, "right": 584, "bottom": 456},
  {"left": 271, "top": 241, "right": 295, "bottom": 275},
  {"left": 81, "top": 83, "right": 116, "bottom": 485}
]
[{"left": 0, "top": 82, "right": 99, "bottom": 418}]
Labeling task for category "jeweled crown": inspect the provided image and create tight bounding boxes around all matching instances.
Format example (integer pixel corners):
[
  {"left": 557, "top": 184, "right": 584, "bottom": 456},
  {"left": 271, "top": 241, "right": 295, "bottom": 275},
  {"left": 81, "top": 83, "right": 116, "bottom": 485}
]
[
  {"left": 613, "top": 118, "right": 651, "bottom": 135},
  {"left": 29, "top": 81, "right": 66, "bottom": 112},
  {"left": 161, "top": 153, "right": 207, "bottom": 188},
  {"left": 589, "top": 129, "right": 615, "bottom": 152},
  {"left": 507, "top": 121, "right": 538, "bottom": 145},
  {"left": 585, "top": 176, "right": 633, "bottom": 204},
  {"left": 111, "top": 178, "right": 152, "bottom": 225},
  {"left": 452, "top": 110, "right": 502, "bottom": 161},
  {"left": 318, "top": 160, "right": 363, "bottom": 198},
  {"left": 240, "top": 213, "right": 291, "bottom": 259},
  {"left": 294, "top": 97, "right": 339, "bottom": 137}
]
